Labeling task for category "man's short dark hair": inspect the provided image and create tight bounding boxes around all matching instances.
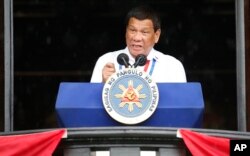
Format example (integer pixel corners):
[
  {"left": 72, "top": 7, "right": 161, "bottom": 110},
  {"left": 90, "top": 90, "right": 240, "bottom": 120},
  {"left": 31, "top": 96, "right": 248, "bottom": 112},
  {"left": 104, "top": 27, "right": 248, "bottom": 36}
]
[{"left": 125, "top": 6, "right": 161, "bottom": 32}]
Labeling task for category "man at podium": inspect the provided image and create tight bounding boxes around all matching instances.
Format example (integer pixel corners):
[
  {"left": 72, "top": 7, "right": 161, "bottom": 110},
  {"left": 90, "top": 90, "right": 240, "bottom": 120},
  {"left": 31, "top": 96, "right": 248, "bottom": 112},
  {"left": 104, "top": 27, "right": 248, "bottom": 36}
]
[
  {"left": 90, "top": 5, "right": 187, "bottom": 83},
  {"left": 55, "top": 6, "right": 204, "bottom": 128}
]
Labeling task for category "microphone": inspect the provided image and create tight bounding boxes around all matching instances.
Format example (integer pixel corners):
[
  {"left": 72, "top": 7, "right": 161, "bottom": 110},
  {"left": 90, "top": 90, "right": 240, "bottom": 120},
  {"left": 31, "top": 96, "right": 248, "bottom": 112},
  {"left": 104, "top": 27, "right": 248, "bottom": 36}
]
[
  {"left": 133, "top": 54, "right": 147, "bottom": 68},
  {"left": 117, "top": 53, "right": 130, "bottom": 68}
]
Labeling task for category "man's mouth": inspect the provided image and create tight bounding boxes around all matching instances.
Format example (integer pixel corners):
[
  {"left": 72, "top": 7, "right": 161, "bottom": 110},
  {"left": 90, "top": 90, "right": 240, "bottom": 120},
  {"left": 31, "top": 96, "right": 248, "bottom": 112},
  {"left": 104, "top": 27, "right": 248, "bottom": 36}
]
[{"left": 131, "top": 44, "right": 143, "bottom": 50}]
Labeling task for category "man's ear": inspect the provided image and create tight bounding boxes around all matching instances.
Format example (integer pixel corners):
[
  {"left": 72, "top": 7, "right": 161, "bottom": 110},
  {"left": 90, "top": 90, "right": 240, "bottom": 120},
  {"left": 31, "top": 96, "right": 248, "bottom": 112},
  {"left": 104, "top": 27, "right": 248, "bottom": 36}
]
[{"left": 154, "top": 29, "right": 161, "bottom": 43}]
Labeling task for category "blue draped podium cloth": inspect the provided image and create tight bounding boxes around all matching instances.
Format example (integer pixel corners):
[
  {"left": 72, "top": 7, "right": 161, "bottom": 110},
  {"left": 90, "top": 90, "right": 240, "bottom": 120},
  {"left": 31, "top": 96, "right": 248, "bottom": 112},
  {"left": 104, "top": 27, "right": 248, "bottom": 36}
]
[{"left": 55, "top": 82, "right": 204, "bottom": 128}]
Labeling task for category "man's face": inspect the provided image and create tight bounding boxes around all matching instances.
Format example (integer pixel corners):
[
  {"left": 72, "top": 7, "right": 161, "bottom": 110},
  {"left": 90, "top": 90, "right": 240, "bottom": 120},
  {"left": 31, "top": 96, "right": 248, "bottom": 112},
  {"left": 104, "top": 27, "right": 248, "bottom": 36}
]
[{"left": 126, "top": 17, "right": 161, "bottom": 58}]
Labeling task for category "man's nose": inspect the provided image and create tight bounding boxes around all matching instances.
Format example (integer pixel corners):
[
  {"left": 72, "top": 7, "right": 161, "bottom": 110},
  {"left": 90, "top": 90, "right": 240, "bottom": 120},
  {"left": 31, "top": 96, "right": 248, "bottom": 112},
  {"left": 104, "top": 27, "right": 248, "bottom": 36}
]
[{"left": 133, "top": 32, "right": 143, "bottom": 41}]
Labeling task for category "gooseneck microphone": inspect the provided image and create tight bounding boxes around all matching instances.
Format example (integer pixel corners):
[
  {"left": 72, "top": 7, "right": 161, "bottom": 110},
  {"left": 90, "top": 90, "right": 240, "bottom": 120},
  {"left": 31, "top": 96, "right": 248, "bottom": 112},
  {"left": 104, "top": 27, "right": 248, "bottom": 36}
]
[
  {"left": 117, "top": 53, "right": 147, "bottom": 68},
  {"left": 133, "top": 54, "right": 147, "bottom": 68},
  {"left": 117, "top": 53, "right": 130, "bottom": 68}
]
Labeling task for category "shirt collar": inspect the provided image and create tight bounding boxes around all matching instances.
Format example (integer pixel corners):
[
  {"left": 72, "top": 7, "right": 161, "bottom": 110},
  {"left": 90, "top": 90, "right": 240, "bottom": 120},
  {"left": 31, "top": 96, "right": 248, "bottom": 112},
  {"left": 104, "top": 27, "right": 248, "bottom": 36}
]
[{"left": 147, "top": 48, "right": 159, "bottom": 61}]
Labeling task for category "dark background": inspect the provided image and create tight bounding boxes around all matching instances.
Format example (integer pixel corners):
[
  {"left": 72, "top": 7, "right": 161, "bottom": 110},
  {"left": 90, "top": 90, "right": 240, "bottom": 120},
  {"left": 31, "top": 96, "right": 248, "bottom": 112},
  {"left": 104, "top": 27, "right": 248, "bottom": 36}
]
[{"left": 13, "top": 0, "right": 236, "bottom": 130}]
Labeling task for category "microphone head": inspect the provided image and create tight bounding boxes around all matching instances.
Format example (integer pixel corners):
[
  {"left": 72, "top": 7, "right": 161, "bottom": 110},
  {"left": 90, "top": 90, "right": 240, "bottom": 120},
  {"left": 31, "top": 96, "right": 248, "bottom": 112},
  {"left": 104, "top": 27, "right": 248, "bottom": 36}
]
[
  {"left": 117, "top": 53, "right": 129, "bottom": 67},
  {"left": 134, "top": 54, "right": 147, "bottom": 67}
]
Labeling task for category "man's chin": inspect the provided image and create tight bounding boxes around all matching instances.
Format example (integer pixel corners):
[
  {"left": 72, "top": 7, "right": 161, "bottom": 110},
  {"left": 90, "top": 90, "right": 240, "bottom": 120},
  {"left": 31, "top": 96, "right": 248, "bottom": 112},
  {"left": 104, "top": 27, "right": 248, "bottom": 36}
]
[{"left": 129, "top": 50, "right": 144, "bottom": 57}]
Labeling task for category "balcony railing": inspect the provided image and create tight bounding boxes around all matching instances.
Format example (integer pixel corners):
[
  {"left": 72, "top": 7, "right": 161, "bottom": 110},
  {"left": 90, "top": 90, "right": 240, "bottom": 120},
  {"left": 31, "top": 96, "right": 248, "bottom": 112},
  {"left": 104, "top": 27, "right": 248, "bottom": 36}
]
[{"left": 54, "top": 127, "right": 250, "bottom": 156}]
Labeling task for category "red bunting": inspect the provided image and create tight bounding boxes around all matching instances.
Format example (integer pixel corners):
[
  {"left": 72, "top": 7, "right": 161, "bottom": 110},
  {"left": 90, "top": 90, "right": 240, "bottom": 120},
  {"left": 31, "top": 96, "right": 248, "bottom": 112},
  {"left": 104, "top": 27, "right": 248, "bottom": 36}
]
[
  {"left": 179, "top": 129, "right": 230, "bottom": 156},
  {"left": 0, "top": 129, "right": 66, "bottom": 156}
]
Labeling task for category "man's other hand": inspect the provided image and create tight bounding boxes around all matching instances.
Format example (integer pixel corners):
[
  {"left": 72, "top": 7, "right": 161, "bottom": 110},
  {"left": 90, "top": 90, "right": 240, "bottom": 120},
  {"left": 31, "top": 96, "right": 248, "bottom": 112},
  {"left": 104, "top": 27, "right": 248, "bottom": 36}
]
[{"left": 102, "top": 63, "right": 115, "bottom": 83}]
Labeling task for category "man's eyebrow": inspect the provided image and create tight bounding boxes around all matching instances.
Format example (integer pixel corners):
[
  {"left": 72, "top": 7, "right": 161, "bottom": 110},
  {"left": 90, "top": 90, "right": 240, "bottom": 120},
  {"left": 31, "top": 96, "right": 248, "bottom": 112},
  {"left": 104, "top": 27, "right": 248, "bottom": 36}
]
[
  {"left": 127, "top": 25, "right": 154, "bottom": 29},
  {"left": 127, "top": 25, "right": 135, "bottom": 27}
]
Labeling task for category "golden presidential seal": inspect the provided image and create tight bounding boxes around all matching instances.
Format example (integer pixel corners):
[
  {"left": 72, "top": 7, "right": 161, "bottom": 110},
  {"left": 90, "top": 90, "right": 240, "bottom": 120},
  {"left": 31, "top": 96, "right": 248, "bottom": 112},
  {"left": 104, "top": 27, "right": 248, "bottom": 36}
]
[{"left": 102, "top": 68, "right": 159, "bottom": 124}]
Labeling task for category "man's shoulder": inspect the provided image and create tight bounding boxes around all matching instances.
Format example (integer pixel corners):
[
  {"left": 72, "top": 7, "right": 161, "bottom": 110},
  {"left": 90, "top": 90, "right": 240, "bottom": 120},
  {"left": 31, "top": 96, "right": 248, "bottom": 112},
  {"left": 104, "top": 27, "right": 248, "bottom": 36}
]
[
  {"left": 95, "top": 49, "right": 126, "bottom": 65},
  {"left": 154, "top": 50, "right": 180, "bottom": 63}
]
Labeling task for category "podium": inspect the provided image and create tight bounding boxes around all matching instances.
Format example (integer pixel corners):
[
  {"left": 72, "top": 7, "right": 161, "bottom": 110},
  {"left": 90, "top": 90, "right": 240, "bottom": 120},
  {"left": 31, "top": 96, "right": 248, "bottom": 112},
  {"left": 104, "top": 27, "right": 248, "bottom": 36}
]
[{"left": 55, "top": 82, "right": 204, "bottom": 128}]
